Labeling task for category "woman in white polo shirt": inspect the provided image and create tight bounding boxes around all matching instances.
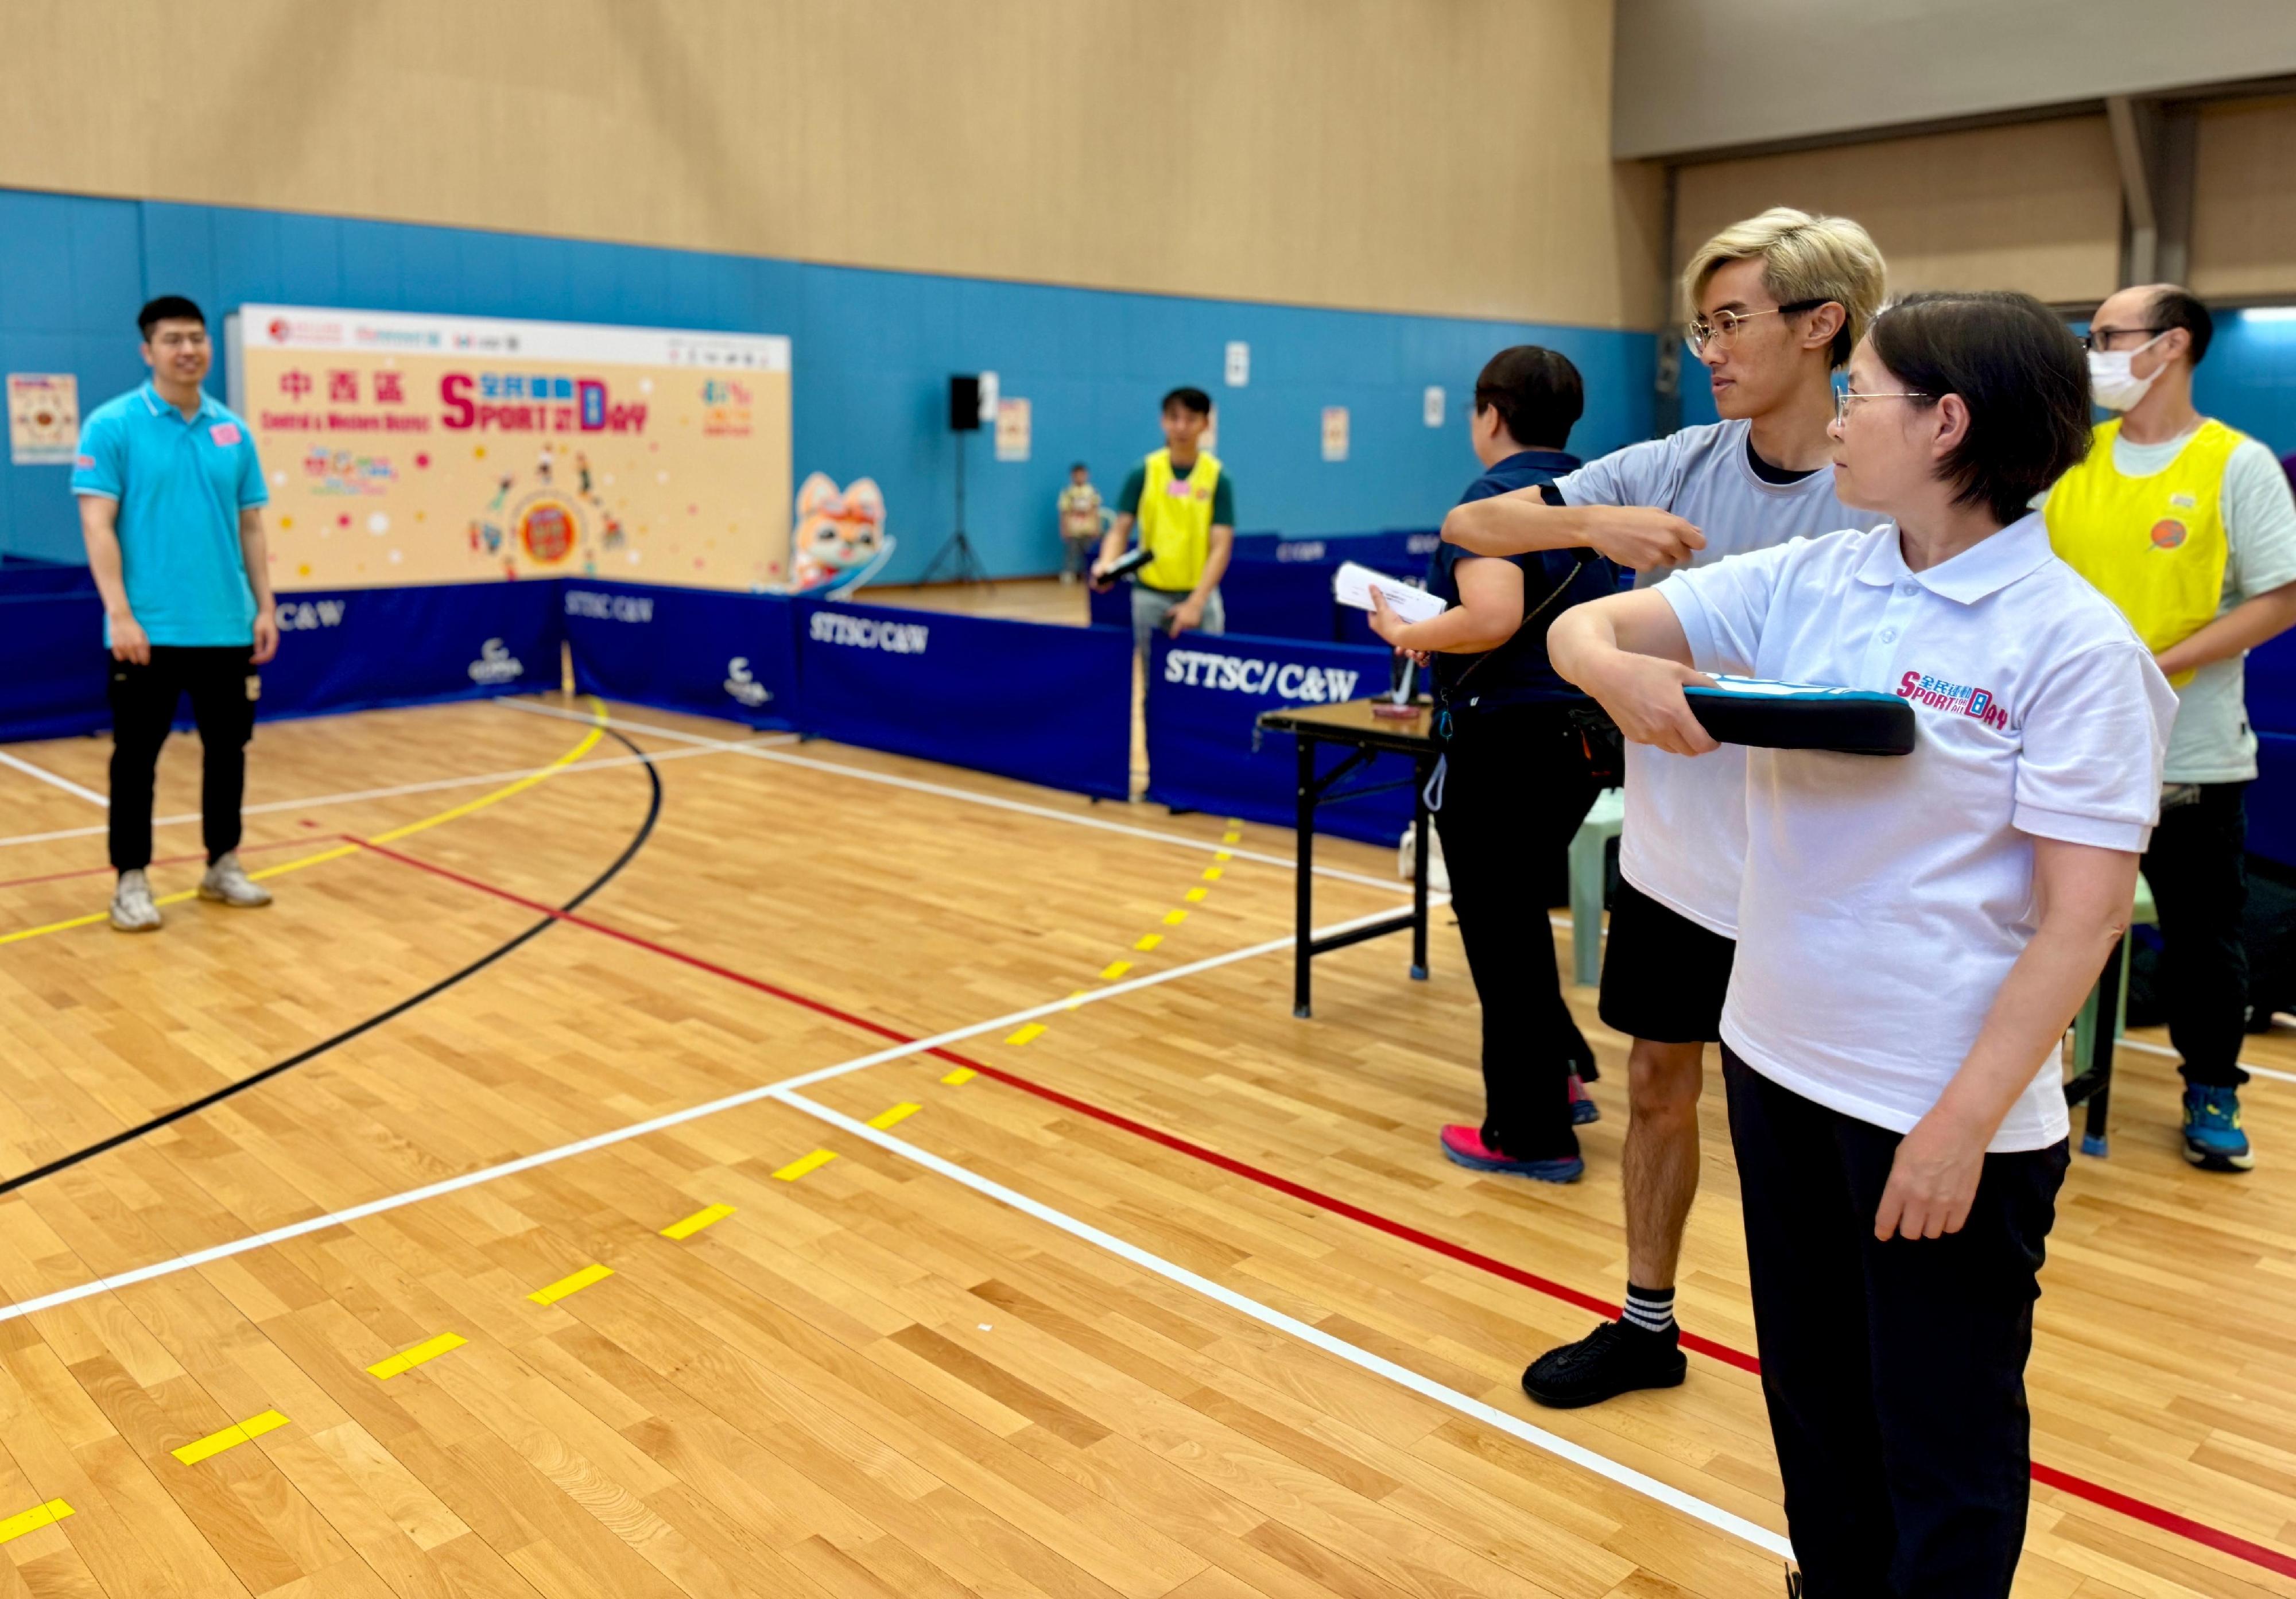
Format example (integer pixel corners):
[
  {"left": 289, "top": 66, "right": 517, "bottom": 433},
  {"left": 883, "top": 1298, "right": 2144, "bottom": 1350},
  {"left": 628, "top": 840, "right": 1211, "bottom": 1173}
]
[{"left": 1549, "top": 291, "right": 2176, "bottom": 1596}]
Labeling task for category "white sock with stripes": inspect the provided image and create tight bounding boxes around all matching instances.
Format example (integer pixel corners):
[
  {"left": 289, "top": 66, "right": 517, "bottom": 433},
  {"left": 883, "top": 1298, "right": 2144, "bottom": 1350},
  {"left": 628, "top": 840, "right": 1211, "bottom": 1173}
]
[{"left": 1622, "top": 1282, "right": 1677, "bottom": 1337}]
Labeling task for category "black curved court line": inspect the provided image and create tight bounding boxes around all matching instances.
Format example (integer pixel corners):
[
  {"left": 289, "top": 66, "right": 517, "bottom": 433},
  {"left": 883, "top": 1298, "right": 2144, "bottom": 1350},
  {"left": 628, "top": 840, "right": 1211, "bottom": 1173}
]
[{"left": 0, "top": 724, "right": 664, "bottom": 1197}]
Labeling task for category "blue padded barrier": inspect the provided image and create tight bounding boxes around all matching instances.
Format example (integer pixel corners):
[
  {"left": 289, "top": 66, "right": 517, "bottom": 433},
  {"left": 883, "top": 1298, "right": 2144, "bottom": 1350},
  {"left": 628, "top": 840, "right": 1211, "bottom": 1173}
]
[
  {"left": 1145, "top": 630, "right": 1419, "bottom": 845},
  {"left": 565, "top": 580, "right": 799, "bottom": 731},
  {"left": 796, "top": 597, "right": 1133, "bottom": 800}
]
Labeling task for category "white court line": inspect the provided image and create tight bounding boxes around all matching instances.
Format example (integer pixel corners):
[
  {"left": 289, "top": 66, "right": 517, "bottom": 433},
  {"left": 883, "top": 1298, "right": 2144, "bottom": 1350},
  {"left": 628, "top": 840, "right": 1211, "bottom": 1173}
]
[
  {"left": 775, "top": 1085, "right": 1791, "bottom": 1560},
  {"left": 0, "top": 736, "right": 795, "bottom": 853},
  {"left": 0, "top": 898, "right": 1429, "bottom": 1328},
  {"left": 0, "top": 750, "right": 106, "bottom": 807},
  {"left": 497, "top": 696, "right": 1411, "bottom": 894}
]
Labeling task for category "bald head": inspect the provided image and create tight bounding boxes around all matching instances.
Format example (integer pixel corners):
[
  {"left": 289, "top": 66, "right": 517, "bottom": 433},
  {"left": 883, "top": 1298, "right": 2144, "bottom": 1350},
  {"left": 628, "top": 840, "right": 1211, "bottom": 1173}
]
[{"left": 2092, "top": 283, "right": 2213, "bottom": 369}]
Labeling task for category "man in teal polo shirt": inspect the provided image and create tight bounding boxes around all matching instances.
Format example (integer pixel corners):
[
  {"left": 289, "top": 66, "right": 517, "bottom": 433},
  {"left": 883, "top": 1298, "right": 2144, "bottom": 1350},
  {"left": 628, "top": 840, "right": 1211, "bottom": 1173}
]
[{"left": 73, "top": 296, "right": 280, "bottom": 932}]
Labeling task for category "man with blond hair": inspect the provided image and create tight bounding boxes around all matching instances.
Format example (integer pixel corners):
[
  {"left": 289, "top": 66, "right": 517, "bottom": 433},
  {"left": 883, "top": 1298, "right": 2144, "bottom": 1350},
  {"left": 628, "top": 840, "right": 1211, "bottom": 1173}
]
[{"left": 1442, "top": 208, "right": 1889, "bottom": 1407}]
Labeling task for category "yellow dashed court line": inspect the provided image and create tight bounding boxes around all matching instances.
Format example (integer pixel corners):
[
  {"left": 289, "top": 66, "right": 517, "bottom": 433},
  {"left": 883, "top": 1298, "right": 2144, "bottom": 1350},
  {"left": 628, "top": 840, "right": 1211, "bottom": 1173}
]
[
  {"left": 172, "top": 1410, "right": 289, "bottom": 1465},
  {"left": 1134, "top": 933, "right": 1162, "bottom": 952},
  {"left": 1162, "top": 909, "right": 1188, "bottom": 925},
  {"left": 1099, "top": 959, "right": 1133, "bottom": 980},
  {"left": 1004, "top": 1023, "right": 1047, "bottom": 1046},
  {"left": 941, "top": 1067, "right": 976, "bottom": 1085},
  {"left": 1201, "top": 867, "right": 1223, "bottom": 880},
  {"left": 661, "top": 1204, "right": 736, "bottom": 1240},
  {"left": 774, "top": 1149, "right": 838, "bottom": 1181},
  {"left": 528, "top": 1263, "right": 614, "bottom": 1305},
  {"left": 1221, "top": 832, "right": 1242, "bottom": 845},
  {"left": 0, "top": 1499, "right": 71, "bottom": 1544},
  {"left": 867, "top": 1103, "right": 921, "bottom": 1129},
  {"left": 0, "top": 698, "right": 611, "bottom": 949},
  {"left": 368, "top": 1332, "right": 465, "bottom": 1380},
  {"left": 1185, "top": 887, "right": 1207, "bottom": 902},
  {"left": 1215, "top": 851, "right": 1233, "bottom": 862},
  {"left": 1061, "top": 989, "right": 1088, "bottom": 1010}
]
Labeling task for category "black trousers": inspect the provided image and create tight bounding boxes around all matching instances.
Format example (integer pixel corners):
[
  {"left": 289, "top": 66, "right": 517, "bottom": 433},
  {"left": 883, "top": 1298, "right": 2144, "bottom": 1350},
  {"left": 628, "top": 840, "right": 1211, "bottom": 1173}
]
[
  {"left": 106, "top": 646, "right": 257, "bottom": 873},
  {"left": 2142, "top": 782, "right": 2250, "bottom": 1087},
  {"left": 1432, "top": 702, "right": 1602, "bottom": 1161},
  {"left": 1723, "top": 1048, "right": 2065, "bottom": 1598}
]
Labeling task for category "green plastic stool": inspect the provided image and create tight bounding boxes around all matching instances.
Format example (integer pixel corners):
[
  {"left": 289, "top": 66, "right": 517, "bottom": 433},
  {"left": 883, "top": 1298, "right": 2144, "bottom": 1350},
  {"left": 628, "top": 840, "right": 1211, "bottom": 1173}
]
[{"left": 1568, "top": 789, "right": 1624, "bottom": 987}]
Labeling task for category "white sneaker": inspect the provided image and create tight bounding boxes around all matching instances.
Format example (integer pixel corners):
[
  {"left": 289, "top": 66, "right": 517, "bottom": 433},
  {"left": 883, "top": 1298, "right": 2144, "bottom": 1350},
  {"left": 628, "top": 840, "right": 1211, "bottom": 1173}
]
[
  {"left": 111, "top": 870, "right": 163, "bottom": 932},
  {"left": 198, "top": 851, "right": 273, "bottom": 908}
]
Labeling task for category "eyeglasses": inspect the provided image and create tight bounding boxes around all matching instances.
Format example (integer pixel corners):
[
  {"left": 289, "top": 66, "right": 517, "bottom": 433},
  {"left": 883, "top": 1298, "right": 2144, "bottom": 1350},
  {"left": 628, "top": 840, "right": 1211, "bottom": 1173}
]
[
  {"left": 1833, "top": 387, "right": 1932, "bottom": 424},
  {"left": 1685, "top": 298, "right": 1830, "bottom": 355},
  {"left": 2080, "top": 325, "right": 2165, "bottom": 352}
]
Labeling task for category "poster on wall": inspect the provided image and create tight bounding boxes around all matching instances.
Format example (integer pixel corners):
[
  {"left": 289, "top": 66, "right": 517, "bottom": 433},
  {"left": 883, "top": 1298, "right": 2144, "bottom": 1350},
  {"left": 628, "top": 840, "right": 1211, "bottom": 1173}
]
[
  {"left": 994, "top": 397, "right": 1031, "bottom": 462},
  {"left": 226, "top": 305, "right": 790, "bottom": 593},
  {"left": 1321, "top": 406, "right": 1350, "bottom": 462},
  {"left": 9, "top": 374, "right": 79, "bottom": 464}
]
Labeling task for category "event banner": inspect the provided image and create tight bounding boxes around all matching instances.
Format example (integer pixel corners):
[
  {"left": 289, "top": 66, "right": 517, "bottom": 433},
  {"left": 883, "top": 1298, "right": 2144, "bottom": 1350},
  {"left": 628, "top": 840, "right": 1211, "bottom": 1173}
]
[
  {"left": 226, "top": 305, "right": 790, "bottom": 593},
  {"left": 1145, "top": 631, "right": 1420, "bottom": 845}
]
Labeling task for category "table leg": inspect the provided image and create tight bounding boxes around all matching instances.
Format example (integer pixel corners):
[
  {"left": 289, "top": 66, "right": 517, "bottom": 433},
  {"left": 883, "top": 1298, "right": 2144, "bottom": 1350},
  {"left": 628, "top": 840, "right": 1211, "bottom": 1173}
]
[
  {"left": 1410, "top": 756, "right": 1430, "bottom": 981},
  {"left": 1294, "top": 736, "right": 1315, "bottom": 1019},
  {"left": 2074, "top": 933, "right": 2125, "bottom": 1157}
]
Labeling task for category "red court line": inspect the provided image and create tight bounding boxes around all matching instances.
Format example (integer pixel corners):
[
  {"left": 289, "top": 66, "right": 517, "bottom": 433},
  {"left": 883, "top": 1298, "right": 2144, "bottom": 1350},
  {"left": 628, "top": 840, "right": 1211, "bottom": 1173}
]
[
  {"left": 0, "top": 835, "right": 326, "bottom": 893},
  {"left": 348, "top": 833, "right": 2296, "bottom": 1581}
]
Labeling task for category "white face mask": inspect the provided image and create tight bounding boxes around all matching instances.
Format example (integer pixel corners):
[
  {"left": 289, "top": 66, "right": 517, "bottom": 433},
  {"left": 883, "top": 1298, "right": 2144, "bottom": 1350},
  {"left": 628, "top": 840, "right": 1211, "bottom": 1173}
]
[{"left": 2089, "top": 333, "right": 2166, "bottom": 412}]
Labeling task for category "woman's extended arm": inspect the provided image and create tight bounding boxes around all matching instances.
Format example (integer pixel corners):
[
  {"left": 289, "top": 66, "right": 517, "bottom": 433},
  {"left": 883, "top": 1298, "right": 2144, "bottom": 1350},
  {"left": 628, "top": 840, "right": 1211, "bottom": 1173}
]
[
  {"left": 1366, "top": 557, "right": 1523, "bottom": 656},
  {"left": 1874, "top": 836, "right": 2138, "bottom": 1240},
  {"left": 1546, "top": 589, "right": 1718, "bottom": 755}
]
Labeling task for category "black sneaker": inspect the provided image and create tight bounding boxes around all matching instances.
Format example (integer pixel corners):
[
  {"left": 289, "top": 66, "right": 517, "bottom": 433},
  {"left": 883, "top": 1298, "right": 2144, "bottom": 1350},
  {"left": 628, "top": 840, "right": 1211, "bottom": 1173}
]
[{"left": 1521, "top": 1319, "right": 1686, "bottom": 1408}]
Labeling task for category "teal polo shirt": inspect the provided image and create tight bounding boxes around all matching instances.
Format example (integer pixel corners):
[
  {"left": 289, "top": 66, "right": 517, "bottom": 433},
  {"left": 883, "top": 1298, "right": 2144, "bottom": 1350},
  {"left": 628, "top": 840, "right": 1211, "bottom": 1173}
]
[{"left": 71, "top": 382, "right": 267, "bottom": 647}]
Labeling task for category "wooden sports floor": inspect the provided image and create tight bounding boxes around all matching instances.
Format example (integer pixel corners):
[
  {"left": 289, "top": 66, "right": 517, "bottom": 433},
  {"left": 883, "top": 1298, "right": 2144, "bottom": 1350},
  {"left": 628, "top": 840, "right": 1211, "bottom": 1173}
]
[{"left": 0, "top": 689, "right": 2290, "bottom": 1598}]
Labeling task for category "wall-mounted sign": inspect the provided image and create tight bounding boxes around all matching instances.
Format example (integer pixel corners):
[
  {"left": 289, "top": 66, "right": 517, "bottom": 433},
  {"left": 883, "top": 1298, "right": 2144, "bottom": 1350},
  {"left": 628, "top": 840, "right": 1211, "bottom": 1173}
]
[
  {"left": 1423, "top": 386, "right": 1445, "bottom": 428},
  {"left": 1321, "top": 406, "right": 1349, "bottom": 463},
  {"left": 995, "top": 397, "right": 1031, "bottom": 461},
  {"left": 9, "top": 373, "right": 79, "bottom": 464},
  {"left": 1225, "top": 341, "right": 1250, "bottom": 387}
]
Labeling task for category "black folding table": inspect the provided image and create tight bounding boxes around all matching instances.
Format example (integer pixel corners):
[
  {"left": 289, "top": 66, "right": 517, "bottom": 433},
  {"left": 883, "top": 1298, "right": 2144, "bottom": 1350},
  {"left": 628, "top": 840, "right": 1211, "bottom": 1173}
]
[{"left": 1254, "top": 696, "right": 1440, "bottom": 1018}]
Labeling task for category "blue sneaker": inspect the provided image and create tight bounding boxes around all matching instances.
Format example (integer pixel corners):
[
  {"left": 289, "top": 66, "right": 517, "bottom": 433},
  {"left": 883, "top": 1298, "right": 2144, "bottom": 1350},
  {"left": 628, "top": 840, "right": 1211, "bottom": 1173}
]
[
  {"left": 2182, "top": 1086, "right": 2254, "bottom": 1172},
  {"left": 1569, "top": 1073, "right": 1600, "bottom": 1125},
  {"left": 1440, "top": 1125, "right": 1584, "bottom": 1183}
]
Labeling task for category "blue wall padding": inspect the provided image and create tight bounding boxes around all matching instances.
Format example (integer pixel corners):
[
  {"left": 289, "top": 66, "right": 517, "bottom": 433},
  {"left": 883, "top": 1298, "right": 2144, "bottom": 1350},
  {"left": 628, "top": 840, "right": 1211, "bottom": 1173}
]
[{"left": 0, "top": 186, "right": 1655, "bottom": 582}]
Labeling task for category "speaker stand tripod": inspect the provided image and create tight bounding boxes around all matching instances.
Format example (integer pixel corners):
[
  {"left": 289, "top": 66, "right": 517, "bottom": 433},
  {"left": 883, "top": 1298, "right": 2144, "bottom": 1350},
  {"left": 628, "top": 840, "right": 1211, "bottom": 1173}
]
[{"left": 920, "top": 428, "right": 992, "bottom": 586}]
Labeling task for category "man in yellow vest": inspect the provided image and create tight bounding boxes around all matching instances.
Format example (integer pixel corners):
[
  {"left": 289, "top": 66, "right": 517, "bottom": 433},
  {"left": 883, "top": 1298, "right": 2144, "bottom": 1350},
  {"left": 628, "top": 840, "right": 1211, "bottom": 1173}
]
[
  {"left": 1092, "top": 386, "right": 1234, "bottom": 655},
  {"left": 2043, "top": 284, "right": 2296, "bottom": 1173}
]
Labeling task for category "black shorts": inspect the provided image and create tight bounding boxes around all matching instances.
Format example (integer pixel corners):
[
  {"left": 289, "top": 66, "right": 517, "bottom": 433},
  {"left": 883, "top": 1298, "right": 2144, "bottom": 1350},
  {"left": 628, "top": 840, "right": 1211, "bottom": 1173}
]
[{"left": 1596, "top": 876, "right": 1737, "bottom": 1045}]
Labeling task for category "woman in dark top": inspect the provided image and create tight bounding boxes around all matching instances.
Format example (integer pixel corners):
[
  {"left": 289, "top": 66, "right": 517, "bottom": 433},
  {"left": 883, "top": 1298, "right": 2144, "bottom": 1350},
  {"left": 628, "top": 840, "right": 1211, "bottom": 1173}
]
[{"left": 1370, "top": 346, "right": 1619, "bottom": 1181}]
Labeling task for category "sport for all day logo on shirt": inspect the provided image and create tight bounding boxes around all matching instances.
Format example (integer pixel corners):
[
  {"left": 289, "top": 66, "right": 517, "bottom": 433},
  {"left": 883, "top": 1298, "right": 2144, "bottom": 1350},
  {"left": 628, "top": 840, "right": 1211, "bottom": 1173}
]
[{"left": 1897, "top": 669, "right": 2008, "bottom": 730}]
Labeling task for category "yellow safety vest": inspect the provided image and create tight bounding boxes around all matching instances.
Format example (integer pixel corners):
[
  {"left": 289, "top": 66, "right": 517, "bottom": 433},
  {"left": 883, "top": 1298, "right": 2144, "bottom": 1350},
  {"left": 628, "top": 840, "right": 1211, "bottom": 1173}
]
[
  {"left": 1136, "top": 448, "right": 1222, "bottom": 591},
  {"left": 2043, "top": 418, "right": 2239, "bottom": 688}
]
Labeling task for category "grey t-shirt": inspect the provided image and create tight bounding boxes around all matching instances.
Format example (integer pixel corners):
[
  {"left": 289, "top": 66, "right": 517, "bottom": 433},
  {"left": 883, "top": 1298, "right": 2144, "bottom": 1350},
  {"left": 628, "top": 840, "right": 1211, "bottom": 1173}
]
[
  {"left": 1556, "top": 419, "right": 1886, "bottom": 937},
  {"left": 2107, "top": 431, "right": 2296, "bottom": 783}
]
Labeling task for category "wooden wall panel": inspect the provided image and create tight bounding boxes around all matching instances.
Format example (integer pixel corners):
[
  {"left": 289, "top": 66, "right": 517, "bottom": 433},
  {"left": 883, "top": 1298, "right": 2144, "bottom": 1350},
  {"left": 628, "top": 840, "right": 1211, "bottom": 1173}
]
[
  {"left": 1672, "top": 118, "right": 2124, "bottom": 312},
  {"left": 2190, "top": 96, "right": 2296, "bottom": 302},
  {"left": 0, "top": 0, "right": 1664, "bottom": 329}
]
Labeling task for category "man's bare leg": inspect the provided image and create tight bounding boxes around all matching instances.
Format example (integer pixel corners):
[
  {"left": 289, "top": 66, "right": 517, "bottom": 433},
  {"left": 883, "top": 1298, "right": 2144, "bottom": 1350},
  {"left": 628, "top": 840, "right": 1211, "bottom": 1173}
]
[
  {"left": 1521, "top": 1034, "right": 1703, "bottom": 1407},
  {"left": 1623, "top": 1037, "right": 1705, "bottom": 1290}
]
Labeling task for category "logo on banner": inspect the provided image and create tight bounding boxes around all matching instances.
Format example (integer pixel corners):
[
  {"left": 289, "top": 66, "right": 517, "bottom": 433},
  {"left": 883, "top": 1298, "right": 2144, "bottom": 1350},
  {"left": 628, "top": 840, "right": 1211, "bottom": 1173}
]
[
  {"left": 808, "top": 611, "right": 929, "bottom": 653},
  {"left": 723, "top": 657, "right": 773, "bottom": 707},
  {"left": 276, "top": 598, "right": 347, "bottom": 631},
  {"left": 1165, "top": 649, "right": 1359, "bottom": 703},
  {"left": 564, "top": 589, "right": 653, "bottom": 622},
  {"left": 468, "top": 637, "right": 525, "bottom": 684},
  {"left": 517, "top": 497, "right": 580, "bottom": 564}
]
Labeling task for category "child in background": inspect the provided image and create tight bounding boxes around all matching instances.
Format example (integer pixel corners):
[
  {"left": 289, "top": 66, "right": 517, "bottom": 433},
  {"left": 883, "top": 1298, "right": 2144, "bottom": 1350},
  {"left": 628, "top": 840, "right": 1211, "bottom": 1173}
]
[{"left": 1058, "top": 463, "right": 1104, "bottom": 583}]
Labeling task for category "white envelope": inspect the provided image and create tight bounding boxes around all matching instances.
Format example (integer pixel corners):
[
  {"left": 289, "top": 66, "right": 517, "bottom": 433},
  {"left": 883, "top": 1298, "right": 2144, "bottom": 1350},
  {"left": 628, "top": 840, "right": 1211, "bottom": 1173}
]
[{"left": 1333, "top": 560, "right": 1446, "bottom": 625}]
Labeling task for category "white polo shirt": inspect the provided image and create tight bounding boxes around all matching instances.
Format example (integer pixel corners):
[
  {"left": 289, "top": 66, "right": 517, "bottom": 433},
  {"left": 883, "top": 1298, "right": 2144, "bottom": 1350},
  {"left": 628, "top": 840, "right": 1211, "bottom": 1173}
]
[{"left": 1661, "top": 514, "right": 2178, "bottom": 1150}]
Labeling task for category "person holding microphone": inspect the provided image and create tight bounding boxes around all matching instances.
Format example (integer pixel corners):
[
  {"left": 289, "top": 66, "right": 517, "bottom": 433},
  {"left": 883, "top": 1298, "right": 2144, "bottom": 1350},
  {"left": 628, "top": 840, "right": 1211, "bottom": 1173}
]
[
  {"left": 1367, "top": 346, "right": 1618, "bottom": 1182},
  {"left": 1548, "top": 290, "right": 2175, "bottom": 1596}
]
